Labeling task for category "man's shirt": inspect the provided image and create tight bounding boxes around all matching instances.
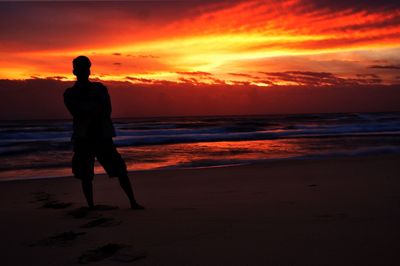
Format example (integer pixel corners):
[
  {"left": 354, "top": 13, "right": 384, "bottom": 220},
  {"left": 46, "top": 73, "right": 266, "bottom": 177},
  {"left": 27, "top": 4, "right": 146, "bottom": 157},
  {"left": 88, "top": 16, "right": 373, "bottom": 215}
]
[{"left": 64, "top": 81, "right": 116, "bottom": 139}]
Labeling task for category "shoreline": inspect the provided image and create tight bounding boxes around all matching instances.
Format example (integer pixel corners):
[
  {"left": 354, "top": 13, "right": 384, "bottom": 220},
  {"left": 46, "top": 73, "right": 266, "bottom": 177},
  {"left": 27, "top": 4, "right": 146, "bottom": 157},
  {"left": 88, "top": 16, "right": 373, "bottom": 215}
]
[{"left": 1, "top": 152, "right": 399, "bottom": 183}]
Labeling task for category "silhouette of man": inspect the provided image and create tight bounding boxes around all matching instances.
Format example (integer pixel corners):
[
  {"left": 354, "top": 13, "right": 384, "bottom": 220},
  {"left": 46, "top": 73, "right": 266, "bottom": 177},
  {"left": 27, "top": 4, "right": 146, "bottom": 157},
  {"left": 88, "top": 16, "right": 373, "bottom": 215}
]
[{"left": 64, "top": 55, "right": 144, "bottom": 210}]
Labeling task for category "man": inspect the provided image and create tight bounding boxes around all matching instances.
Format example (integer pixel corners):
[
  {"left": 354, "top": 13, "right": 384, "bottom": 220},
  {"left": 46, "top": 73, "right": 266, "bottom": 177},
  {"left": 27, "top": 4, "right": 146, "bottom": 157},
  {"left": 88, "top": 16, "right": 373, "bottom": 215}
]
[{"left": 64, "top": 55, "right": 144, "bottom": 210}]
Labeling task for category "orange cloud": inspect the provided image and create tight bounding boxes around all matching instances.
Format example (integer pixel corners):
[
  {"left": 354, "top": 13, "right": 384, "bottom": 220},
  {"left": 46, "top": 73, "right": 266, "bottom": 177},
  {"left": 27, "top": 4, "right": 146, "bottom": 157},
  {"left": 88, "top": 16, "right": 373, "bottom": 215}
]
[{"left": 0, "top": 0, "right": 399, "bottom": 85}]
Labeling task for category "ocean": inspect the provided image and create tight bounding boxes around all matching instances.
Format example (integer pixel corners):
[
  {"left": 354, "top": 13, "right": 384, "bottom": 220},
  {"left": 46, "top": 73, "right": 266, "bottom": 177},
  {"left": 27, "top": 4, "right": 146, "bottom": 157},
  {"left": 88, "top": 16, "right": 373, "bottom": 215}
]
[{"left": 1, "top": 112, "right": 399, "bottom": 181}]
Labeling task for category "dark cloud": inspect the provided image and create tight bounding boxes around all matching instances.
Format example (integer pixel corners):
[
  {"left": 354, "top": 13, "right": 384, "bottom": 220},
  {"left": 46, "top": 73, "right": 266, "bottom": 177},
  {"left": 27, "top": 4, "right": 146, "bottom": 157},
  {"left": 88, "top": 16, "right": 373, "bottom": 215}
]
[
  {"left": 178, "top": 77, "right": 201, "bottom": 85},
  {"left": 176, "top": 71, "right": 213, "bottom": 76},
  {"left": 129, "top": 71, "right": 384, "bottom": 87},
  {"left": 125, "top": 76, "right": 154, "bottom": 83},
  {"left": 1, "top": 0, "right": 399, "bottom": 52},
  {"left": 369, "top": 65, "right": 400, "bottom": 70},
  {"left": 207, "top": 76, "right": 226, "bottom": 85},
  {"left": 258, "top": 71, "right": 382, "bottom": 86},
  {"left": 285, "top": 33, "right": 400, "bottom": 51},
  {"left": 353, "top": 74, "right": 383, "bottom": 84},
  {"left": 125, "top": 76, "right": 181, "bottom": 86},
  {"left": 176, "top": 71, "right": 227, "bottom": 84},
  {"left": 0, "top": 78, "right": 399, "bottom": 119},
  {"left": 356, "top": 74, "right": 380, "bottom": 78},
  {"left": 307, "top": 0, "right": 399, "bottom": 11},
  {"left": 329, "top": 15, "right": 400, "bottom": 32},
  {"left": 258, "top": 71, "right": 337, "bottom": 85},
  {"left": 46, "top": 76, "right": 67, "bottom": 80},
  {"left": 113, "top": 62, "right": 122, "bottom": 66},
  {"left": 228, "top": 73, "right": 257, "bottom": 78},
  {"left": 0, "top": 77, "right": 400, "bottom": 119},
  {"left": 347, "top": 77, "right": 383, "bottom": 85},
  {"left": 0, "top": 79, "right": 73, "bottom": 119},
  {"left": 0, "top": 1, "right": 241, "bottom": 51},
  {"left": 227, "top": 80, "right": 252, "bottom": 86},
  {"left": 112, "top": 53, "right": 122, "bottom": 56}
]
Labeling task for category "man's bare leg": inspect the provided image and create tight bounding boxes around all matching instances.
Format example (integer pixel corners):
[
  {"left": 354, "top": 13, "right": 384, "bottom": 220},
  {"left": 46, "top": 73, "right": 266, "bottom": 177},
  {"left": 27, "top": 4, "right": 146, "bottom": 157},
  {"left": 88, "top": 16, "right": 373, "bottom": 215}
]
[
  {"left": 81, "top": 179, "right": 95, "bottom": 208},
  {"left": 118, "top": 175, "right": 144, "bottom": 210}
]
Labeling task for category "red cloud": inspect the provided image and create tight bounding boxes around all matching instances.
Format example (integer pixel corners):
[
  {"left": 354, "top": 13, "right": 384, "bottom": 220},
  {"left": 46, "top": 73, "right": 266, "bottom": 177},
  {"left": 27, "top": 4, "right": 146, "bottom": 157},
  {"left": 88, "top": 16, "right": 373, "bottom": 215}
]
[{"left": 1, "top": 79, "right": 399, "bottom": 120}]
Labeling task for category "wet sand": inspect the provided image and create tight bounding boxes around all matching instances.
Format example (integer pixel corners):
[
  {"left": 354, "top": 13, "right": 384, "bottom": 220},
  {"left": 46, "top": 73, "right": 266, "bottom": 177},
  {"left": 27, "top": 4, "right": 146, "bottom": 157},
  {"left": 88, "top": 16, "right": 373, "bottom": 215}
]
[{"left": 1, "top": 155, "right": 400, "bottom": 265}]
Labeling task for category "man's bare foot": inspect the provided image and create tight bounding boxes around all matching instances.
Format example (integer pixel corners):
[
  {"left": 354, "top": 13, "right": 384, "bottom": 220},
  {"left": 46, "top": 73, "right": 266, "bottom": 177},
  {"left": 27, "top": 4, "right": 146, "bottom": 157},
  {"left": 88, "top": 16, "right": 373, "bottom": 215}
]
[{"left": 130, "top": 203, "right": 145, "bottom": 210}]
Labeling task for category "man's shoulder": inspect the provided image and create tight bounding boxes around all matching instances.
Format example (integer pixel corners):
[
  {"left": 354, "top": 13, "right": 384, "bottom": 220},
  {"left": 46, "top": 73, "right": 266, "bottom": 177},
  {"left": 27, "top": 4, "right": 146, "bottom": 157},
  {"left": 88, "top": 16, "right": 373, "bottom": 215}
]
[
  {"left": 63, "top": 86, "right": 77, "bottom": 97},
  {"left": 92, "top": 82, "right": 107, "bottom": 90},
  {"left": 64, "top": 81, "right": 106, "bottom": 91}
]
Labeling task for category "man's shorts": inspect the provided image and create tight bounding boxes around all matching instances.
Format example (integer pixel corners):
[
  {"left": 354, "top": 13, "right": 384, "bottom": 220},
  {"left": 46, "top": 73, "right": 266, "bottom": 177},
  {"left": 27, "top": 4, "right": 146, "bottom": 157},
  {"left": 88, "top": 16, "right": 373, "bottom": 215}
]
[{"left": 72, "top": 138, "right": 127, "bottom": 181}]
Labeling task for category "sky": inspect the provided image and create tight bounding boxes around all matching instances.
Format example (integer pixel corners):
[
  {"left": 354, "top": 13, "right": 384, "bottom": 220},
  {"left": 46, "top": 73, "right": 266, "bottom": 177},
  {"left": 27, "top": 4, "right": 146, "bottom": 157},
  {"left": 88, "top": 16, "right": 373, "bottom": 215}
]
[{"left": 0, "top": 0, "right": 400, "bottom": 118}]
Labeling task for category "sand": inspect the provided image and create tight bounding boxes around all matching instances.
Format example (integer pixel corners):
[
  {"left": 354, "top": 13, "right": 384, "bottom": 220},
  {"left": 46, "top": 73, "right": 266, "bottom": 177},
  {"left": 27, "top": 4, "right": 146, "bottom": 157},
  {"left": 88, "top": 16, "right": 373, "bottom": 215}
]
[{"left": 1, "top": 155, "right": 400, "bottom": 265}]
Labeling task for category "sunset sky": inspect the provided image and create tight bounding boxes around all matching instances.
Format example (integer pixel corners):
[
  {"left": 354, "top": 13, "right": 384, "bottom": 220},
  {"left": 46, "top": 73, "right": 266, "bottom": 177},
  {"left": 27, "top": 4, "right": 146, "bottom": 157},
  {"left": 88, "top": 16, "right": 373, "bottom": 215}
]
[{"left": 0, "top": 0, "right": 400, "bottom": 118}]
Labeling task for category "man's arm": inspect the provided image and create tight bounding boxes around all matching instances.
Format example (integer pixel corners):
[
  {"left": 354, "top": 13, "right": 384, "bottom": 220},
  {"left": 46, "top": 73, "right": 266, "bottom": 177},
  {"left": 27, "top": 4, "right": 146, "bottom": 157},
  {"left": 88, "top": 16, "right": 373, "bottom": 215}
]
[{"left": 101, "top": 84, "right": 112, "bottom": 117}]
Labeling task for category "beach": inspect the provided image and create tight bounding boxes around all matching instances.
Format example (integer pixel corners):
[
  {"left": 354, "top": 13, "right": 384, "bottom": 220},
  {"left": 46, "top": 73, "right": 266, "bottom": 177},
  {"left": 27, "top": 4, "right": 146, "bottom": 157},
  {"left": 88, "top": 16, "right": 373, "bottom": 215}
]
[{"left": 1, "top": 154, "right": 399, "bottom": 265}]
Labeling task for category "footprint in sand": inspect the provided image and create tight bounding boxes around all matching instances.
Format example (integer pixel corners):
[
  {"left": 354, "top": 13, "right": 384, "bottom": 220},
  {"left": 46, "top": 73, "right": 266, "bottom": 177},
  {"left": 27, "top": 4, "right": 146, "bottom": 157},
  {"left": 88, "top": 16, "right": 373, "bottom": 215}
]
[
  {"left": 32, "top": 191, "right": 52, "bottom": 202},
  {"left": 68, "top": 207, "right": 93, "bottom": 219},
  {"left": 41, "top": 200, "right": 73, "bottom": 209},
  {"left": 68, "top": 205, "right": 119, "bottom": 219},
  {"left": 80, "top": 217, "right": 121, "bottom": 228},
  {"left": 32, "top": 191, "right": 73, "bottom": 209},
  {"left": 28, "top": 231, "right": 86, "bottom": 247},
  {"left": 315, "top": 213, "right": 348, "bottom": 220},
  {"left": 77, "top": 243, "right": 146, "bottom": 264},
  {"left": 171, "top": 207, "right": 197, "bottom": 212}
]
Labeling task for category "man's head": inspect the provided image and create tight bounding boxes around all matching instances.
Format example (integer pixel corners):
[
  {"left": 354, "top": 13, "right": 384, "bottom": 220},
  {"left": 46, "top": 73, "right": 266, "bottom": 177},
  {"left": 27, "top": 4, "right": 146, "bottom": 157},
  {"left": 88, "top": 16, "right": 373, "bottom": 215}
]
[{"left": 72, "top": 56, "right": 91, "bottom": 81}]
